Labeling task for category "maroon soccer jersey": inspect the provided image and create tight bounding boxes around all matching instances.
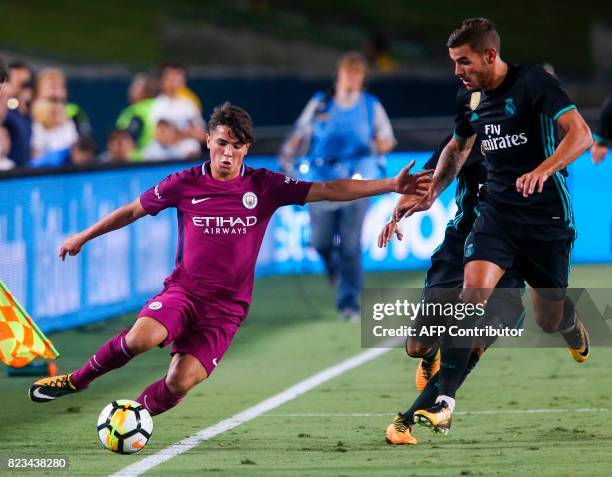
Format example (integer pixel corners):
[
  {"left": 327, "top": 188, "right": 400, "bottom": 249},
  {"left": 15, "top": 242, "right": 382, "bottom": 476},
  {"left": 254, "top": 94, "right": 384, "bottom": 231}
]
[{"left": 139, "top": 162, "right": 312, "bottom": 305}]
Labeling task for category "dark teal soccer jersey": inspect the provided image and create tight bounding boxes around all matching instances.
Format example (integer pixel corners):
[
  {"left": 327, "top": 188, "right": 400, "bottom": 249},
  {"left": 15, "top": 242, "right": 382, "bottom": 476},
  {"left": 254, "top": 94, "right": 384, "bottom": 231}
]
[
  {"left": 453, "top": 64, "right": 576, "bottom": 225},
  {"left": 425, "top": 134, "right": 485, "bottom": 237}
]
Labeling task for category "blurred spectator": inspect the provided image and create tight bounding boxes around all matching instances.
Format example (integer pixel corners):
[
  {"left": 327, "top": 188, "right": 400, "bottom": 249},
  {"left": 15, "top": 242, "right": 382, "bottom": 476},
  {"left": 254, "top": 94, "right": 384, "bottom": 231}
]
[
  {"left": 0, "top": 126, "right": 16, "bottom": 170},
  {"left": 30, "top": 97, "right": 78, "bottom": 168},
  {"left": 591, "top": 93, "right": 612, "bottom": 165},
  {"left": 35, "top": 68, "right": 92, "bottom": 138},
  {"left": 115, "top": 74, "right": 158, "bottom": 160},
  {"left": 177, "top": 85, "right": 202, "bottom": 113},
  {"left": 1, "top": 61, "right": 34, "bottom": 168},
  {"left": 280, "top": 52, "right": 395, "bottom": 321},
  {"left": 141, "top": 119, "right": 200, "bottom": 161},
  {"left": 70, "top": 137, "right": 97, "bottom": 166},
  {"left": 99, "top": 129, "right": 135, "bottom": 163},
  {"left": 150, "top": 63, "right": 206, "bottom": 147}
]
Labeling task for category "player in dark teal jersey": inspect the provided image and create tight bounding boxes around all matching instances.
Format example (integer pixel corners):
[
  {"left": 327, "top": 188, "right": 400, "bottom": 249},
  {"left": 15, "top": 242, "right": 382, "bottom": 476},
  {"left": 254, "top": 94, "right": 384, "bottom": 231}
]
[
  {"left": 591, "top": 94, "right": 612, "bottom": 164},
  {"left": 379, "top": 135, "right": 526, "bottom": 444},
  {"left": 407, "top": 18, "right": 593, "bottom": 431}
]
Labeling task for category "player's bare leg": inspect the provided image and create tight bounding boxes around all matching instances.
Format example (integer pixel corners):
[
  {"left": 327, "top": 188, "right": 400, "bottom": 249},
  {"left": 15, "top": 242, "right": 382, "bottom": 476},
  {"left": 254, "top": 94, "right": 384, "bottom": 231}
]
[
  {"left": 29, "top": 317, "right": 167, "bottom": 403},
  {"left": 136, "top": 352, "right": 208, "bottom": 416},
  {"left": 530, "top": 289, "right": 590, "bottom": 362}
]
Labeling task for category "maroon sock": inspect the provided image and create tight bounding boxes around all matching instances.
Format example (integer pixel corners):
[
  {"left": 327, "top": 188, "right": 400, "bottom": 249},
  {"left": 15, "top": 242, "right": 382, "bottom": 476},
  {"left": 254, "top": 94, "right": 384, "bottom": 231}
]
[
  {"left": 70, "top": 329, "right": 134, "bottom": 389},
  {"left": 136, "top": 377, "right": 186, "bottom": 416}
]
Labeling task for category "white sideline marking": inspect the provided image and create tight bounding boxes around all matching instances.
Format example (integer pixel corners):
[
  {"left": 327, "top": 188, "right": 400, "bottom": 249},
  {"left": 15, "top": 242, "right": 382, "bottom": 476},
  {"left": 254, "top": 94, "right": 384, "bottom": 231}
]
[
  {"left": 111, "top": 346, "right": 392, "bottom": 477},
  {"left": 262, "top": 408, "right": 611, "bottom": 417}
]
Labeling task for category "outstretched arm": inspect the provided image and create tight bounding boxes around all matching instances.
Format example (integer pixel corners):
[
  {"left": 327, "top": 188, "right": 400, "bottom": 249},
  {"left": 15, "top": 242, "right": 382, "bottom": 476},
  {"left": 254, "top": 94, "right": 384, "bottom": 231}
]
[
  {"left": 305, "top": 161, "right": 433, "bottom": 203},
  {"left": 401, "top": 136, "right": 474, "bottom": 216},
  {"left": 59, "top": 198, "right": 147, "bottom": 260}
]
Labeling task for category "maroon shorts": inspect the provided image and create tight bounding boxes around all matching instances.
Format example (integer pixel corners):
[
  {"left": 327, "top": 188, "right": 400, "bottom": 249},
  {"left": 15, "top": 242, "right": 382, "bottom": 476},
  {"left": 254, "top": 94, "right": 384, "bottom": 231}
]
[{"left": 137, "top": 283, "right": 247, "bottom": 376}]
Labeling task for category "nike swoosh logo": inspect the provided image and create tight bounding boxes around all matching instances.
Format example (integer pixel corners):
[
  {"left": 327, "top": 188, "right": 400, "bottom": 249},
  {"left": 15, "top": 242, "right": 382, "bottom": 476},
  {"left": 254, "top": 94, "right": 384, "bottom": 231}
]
[
  {"left": 192, "top": 197, "right": 211, "bottom": 204},
  {"left": 212, "top": 358, "right": 219, "bottom": 367},
  {"left": 32, "top": 388, "right": 54, "bottom": 400}
]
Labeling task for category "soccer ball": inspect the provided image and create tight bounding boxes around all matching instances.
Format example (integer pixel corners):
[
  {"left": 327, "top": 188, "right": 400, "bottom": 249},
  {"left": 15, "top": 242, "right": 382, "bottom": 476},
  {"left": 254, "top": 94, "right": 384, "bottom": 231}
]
[{"left": 97, "top": 399, "right": 153, "bottom": 454}]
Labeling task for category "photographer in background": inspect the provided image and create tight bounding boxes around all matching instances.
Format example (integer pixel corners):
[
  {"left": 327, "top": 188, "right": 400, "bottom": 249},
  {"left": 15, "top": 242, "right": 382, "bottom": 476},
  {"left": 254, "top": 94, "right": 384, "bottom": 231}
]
[{"left": 280, "top": 52, "right": 395, "bottom": 321}]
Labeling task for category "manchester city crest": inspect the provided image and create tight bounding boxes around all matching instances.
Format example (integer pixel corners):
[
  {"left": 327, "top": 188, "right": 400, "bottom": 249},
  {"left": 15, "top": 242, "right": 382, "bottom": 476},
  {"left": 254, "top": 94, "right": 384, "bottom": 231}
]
[
  {"left": 504, "top": 98, "right": 516, "bottom": 117},
  {"left": 469, "top": 92, "right": 481, "bottom": 111},
  {"left": 242, "top": 192, "right": 258, "bottom": 209}
]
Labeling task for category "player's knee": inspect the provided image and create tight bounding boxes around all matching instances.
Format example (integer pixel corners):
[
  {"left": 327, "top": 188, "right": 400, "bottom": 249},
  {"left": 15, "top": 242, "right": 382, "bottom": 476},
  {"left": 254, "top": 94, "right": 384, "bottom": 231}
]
[
  {"left": 165, "top": 371, "right": 206, "bottom": 395},
  {"left": 125, "top": 329, "right": 161, "bottom": 355},
  {"left": 406, "top": 339, "right": 432, "bottom": 358}
]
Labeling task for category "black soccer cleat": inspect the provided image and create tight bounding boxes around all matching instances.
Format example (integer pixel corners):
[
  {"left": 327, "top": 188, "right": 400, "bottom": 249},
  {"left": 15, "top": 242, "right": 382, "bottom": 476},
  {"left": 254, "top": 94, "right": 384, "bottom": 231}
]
[{"left": 29, "top": 373, "right": 81, "bottom": 403}]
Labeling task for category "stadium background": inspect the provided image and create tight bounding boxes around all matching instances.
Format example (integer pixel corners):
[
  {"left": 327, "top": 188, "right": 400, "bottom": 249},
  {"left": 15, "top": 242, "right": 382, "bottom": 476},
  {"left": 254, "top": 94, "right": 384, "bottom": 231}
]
[{"left": 1, "top": 2, "right": 612, "bottom": 476}]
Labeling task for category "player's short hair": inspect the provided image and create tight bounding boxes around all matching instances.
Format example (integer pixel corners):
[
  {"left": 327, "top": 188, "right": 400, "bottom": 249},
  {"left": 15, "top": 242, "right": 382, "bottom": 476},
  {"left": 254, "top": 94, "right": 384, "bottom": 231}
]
[
  {"left": 0, "top": 57, "right": 8, "bottom": 84},
  {"left": 447, "top": 18, "right": 501, "bottom": 53},
  {"left": 208, "top": 102, "right": 255, "bottom": 145},
  {"left": 337, "top": 51, "right": 368, "bottom": 74}
]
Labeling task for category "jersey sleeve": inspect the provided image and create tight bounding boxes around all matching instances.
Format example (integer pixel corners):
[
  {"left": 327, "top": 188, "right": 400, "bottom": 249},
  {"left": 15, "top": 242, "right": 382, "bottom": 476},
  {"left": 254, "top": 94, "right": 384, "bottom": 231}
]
[
  {"left": 262, "top": 169, "right": 313, "bottom": 209},
  {"left": 453, "top": 88, "right": 475, "bottom": 140},
  {"left": 139, "top": 172, "right": 184, "bottom": 216},
  {"left": 594, "top": 95, "right": 612, "bottom": 146},
  {"left": 527, "top": 66, "right": 576, "bottom": 121}
]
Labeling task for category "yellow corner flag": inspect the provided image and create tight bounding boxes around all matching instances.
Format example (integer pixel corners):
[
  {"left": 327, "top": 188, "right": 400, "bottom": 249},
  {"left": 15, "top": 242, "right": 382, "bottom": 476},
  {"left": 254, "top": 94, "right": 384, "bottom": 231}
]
[{"left": 0, "top": 281, "right": 60, "bottom": 367}]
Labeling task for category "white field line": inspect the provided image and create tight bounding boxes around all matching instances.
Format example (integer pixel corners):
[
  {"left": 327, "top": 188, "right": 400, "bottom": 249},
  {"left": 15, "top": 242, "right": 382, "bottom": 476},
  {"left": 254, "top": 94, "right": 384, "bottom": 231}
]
[
  {"left": 111, "top": 345, "right": 393, "bottom": 477},
  {"left": 262, "top": 408, "right": 611, "bottom": 417}
]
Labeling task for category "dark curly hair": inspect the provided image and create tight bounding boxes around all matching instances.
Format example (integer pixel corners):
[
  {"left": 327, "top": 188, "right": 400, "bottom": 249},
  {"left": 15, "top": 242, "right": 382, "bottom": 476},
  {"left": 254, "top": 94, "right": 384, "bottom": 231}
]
[{"left": 207, "top": 102, "right": 255, "bottom": 144}]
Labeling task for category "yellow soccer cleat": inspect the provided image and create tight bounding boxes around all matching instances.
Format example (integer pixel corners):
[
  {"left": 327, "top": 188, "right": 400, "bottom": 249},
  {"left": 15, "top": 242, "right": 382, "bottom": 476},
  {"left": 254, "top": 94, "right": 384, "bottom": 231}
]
[
  {"left": 29, "top": 373, "right": 80, "bottom": 403},
  {"left": 414, "top": 401, "right": 452, "bottom": 434},
  {"left": 564, "top": 319, "right": 590, "bottom": 363},
  {"left": 386, "top": 414, "right": 417, "bottom": 445},
  {"left": 415, "top": 350, "right": 441, "bottom": 391}
]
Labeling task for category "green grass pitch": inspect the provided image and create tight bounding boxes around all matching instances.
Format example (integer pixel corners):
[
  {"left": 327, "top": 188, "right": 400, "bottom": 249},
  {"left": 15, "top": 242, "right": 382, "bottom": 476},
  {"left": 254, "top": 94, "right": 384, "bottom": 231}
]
[{"left": 1, "top": 265, "right": 611, "bottom": 476}]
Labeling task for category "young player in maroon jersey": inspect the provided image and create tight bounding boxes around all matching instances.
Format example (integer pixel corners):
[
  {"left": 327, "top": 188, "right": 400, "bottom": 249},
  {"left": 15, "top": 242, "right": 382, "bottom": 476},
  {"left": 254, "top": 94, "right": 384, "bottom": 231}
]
[{"left": 29, "top": 102, "right": 432, "bottom": 416}]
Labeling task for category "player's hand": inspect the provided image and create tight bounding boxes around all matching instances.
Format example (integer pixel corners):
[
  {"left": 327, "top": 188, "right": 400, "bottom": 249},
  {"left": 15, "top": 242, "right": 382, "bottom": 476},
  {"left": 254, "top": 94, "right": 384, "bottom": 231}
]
[
  {"left": 394, "top": 160, "right": 434, "bottom": 196},
  {"left": 590, "top": 142, "right": 608, "bottom": 165},
  {"left": 59, "top": 233, "right": 86, "bottom": 261},
  {"left": 398, "top": 187, "right": 436, "bottom": 218},
  {"left": 377, "top": 220, "right": 403, "bottom": 248},
  {"left": 516, "top": 167, "right": 550, "bottom": 197},
  {"left": 393, "top": 195, "right": 426, "bottom": 221}
]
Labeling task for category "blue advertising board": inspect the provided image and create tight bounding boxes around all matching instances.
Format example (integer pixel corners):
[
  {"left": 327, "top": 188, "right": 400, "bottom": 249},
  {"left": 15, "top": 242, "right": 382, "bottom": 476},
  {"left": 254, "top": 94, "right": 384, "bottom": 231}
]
[{"left": 1, "top": 152, "right": 610, "bottom": 332}]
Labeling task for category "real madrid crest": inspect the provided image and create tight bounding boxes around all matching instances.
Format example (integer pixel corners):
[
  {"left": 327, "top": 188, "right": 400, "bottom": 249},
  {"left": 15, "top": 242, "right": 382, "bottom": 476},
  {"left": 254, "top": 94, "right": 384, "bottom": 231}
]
[
  {"left": 470, "top": 91, "right": 481, "bottom": 111},
  {"left": 242, "top": 192, "right": 258, "bottom": 209}
]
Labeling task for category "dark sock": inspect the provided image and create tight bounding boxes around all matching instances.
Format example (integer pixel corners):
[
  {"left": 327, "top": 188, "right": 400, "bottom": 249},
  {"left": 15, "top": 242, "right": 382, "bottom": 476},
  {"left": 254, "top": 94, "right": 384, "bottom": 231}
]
[
  {"left": 558, "top": 297, "right": 577, "bottom": 333},
  {"left": 421, "top": 344, "right": 439, "bottom": 364},
  {"left": 402, "top": 373, "right": 439, "bottom": 423},
  {"left": 402, "top": 351, "right": 480, "bottom": 423},
  {"left": 438, "top": 340, "right": 473, "bottom": 399}
]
